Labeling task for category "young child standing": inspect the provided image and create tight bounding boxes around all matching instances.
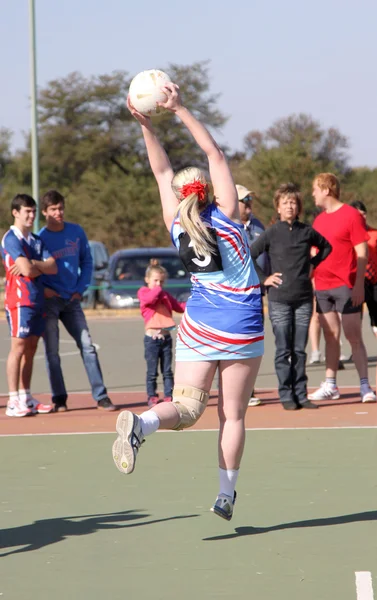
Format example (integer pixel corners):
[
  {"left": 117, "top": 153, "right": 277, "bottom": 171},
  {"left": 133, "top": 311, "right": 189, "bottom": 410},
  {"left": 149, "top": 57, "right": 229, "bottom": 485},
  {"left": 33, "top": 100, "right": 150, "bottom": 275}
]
[{"left": 137, "top": 260, "right": 185, "bottom": 407}]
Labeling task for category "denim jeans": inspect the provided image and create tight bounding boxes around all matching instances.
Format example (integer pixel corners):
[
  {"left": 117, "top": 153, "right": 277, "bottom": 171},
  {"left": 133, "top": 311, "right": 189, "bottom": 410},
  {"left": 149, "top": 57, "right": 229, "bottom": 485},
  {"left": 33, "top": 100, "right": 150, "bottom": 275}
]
[
  {"left": 144, "top": 334, "right": 174, "bottom": 399},
  {"left": 268, "top": 300, "right": 313, "bottom": 404},
  {"left": 43, "top": 297, "right": 107, "bottom": 403}
]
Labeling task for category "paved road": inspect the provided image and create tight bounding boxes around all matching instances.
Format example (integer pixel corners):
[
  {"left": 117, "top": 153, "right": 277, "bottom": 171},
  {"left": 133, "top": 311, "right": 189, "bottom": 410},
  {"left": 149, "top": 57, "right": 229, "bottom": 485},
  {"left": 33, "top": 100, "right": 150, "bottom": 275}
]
[{"left": 0, "top": 313, "right": 376, "bottom": 398}]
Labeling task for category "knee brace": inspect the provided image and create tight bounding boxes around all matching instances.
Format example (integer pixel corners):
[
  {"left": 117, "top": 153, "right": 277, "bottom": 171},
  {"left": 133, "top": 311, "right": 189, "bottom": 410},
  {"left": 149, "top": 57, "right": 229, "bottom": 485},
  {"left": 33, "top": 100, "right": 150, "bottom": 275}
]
[{"left": 172, "top": 385, "right": 209, "bottom": 430}]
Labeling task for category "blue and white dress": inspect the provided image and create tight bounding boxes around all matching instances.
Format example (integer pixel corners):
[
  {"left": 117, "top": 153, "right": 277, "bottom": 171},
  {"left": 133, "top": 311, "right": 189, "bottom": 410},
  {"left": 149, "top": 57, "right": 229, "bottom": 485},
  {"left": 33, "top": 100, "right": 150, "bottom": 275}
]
[{"left": 171, "top": 202, "right": 264, "bottom": 361}]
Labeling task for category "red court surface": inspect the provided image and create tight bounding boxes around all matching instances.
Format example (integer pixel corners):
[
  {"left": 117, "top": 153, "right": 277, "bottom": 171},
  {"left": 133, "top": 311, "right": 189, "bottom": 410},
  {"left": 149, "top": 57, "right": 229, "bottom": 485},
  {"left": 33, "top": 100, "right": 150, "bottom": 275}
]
[{"left": 0, "top": 388, "right": 376, "bottom": 435}]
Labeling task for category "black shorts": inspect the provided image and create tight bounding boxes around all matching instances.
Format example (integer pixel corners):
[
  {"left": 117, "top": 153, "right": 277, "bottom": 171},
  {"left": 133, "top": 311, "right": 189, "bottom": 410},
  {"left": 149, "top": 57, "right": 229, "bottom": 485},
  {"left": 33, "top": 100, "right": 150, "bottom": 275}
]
[
  {"left": 365, "top": 280, "right": 377, "bottom": 328},
  {"left": 316, "top": 285, "right": 362, "bottom": 315}
]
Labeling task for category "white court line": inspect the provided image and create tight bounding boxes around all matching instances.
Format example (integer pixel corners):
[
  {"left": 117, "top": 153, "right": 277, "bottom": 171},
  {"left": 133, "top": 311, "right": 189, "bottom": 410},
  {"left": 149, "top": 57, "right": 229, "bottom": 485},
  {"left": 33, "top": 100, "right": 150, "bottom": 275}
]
[
  {"left": 356, "top": 572, "right": 374, "bottom": 600},
  {"left": 0, "top": 386, "right": 370, "bottom": 397},
  {"left": 1, "top": 425, "right": 377, "bottom": 438}
]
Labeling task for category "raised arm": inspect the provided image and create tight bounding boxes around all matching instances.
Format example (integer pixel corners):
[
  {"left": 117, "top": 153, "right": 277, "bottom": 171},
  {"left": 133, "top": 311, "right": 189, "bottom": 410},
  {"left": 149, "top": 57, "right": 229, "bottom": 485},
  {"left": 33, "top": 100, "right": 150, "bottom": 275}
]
[
  {"left": 127, "top": 97, "right": 179, "bottom": 231},
  {"left": 159, "top": 84, "right": 239, "bottom": 222}
]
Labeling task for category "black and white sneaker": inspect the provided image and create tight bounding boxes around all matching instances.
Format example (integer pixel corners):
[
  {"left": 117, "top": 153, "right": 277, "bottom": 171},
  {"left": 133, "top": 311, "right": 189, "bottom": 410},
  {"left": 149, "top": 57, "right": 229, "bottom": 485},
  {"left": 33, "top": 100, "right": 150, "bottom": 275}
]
[{"left": 112, "top": 411, "right": 144, "bottom": 474}]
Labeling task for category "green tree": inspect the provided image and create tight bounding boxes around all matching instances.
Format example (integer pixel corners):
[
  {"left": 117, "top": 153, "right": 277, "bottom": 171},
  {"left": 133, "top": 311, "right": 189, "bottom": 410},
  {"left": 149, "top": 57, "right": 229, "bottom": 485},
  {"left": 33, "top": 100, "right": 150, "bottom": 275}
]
[
  {"left": 233, "top": 114, "right": 350, "bottom": 224},
  {"left": 0, "top": 61, "right": 228, "bottom": 251},
  {"left": 343, "top": 168, "right": 377, "bottom": 227}
]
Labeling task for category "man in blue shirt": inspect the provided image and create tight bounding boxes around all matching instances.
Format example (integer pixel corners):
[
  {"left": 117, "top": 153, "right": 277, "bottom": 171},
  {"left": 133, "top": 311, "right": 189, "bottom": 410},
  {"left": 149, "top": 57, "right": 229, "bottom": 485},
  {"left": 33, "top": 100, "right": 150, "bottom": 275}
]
[
  {"left": 39, "top": 190, "right": 116, "bottom": 412},
  {"left": 1, "top": 194, "right": 56, "bottom": 417},
  {"left": 236, "top": 185, "right": 270, "bottom": 407}
]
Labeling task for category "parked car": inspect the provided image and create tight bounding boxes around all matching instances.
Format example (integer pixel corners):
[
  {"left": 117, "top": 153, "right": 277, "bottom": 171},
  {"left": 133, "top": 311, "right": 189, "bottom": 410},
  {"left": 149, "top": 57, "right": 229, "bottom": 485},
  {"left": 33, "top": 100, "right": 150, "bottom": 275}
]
[
  {"left": 81, "top": 241, "right": 110, "bottom": 309},
  {"left": 103, "top": 247, "right": 191, "bottom": 309}
]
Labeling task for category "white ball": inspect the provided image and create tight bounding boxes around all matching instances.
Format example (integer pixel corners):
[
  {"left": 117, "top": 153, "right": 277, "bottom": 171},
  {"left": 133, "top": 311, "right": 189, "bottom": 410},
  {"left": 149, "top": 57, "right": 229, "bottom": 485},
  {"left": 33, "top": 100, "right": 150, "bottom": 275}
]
[{"left": 129, "top": 69, "right": 171, "bottom": 116}]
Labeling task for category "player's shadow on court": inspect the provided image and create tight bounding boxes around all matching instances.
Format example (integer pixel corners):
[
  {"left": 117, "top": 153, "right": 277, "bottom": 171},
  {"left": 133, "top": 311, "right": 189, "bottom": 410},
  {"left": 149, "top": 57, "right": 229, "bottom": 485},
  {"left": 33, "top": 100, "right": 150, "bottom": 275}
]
[
  {"left": 0, "top": 510, "right": 199, "bottom": 556},
  {"left": 203, "top": 510, "right": 377, "bottom": 541}
]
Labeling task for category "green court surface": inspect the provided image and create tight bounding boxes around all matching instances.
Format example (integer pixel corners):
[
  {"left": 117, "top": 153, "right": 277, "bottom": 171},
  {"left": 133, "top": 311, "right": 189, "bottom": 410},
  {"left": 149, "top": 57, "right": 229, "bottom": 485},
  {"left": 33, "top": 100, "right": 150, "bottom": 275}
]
[{"left": 1, "top": 429, "right": 376, "bottom": 599}]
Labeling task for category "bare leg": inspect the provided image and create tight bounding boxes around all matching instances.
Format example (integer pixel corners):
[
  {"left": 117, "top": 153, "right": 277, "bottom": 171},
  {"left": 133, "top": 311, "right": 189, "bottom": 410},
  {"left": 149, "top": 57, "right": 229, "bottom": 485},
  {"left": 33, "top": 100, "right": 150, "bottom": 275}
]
[
  {"left": 309, "top": 309, "right": 321, "bottom": 354},
  {"left": 217, "top": 356, "right": 262, "bottom": 470},
  {"left": 112, "top": 360, "right": 219, "bottom": 475},
  {"left": 342, "top": 313, "right": 368, "bottom": 379},
  {"left": 19, "top": 336, "right": 39, "bottom": 391},
  {"left": 319, "top": 312, "right": 341, "bottom": 378},
  {"left": 6, "top": 338, "right": 27, "bottom": 393}
]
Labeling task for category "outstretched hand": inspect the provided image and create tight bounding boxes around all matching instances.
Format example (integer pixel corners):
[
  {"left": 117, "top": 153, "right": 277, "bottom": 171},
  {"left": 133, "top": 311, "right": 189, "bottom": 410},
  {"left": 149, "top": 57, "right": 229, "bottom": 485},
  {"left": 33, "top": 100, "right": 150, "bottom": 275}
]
[
  {"left": 157, "top": 82, "right": 182, "bottom": 112},
  {"left": 126, "top": 95, "right": 153, "bottom": 128}
]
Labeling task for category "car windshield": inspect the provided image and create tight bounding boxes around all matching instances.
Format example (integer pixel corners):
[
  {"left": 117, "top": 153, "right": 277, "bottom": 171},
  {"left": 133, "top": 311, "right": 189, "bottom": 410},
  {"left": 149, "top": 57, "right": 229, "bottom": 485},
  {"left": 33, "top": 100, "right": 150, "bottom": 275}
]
[{"left": 113, "top": 255, "right": 188, "bottom": 282}]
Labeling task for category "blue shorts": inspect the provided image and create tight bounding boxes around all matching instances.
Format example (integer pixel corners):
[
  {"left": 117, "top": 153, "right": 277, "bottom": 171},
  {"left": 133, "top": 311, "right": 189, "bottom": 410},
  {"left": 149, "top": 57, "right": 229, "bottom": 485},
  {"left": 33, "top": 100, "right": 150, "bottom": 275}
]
[{"left": 5, "top": 306, "right": 45, "bottom": 338}]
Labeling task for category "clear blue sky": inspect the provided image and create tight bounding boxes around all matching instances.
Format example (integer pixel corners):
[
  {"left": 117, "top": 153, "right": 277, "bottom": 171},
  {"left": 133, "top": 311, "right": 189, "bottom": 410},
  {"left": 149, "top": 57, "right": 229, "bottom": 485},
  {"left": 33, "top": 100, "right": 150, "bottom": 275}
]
[{"left": 1, "top": 0, "right": 377, "bottom": 167}]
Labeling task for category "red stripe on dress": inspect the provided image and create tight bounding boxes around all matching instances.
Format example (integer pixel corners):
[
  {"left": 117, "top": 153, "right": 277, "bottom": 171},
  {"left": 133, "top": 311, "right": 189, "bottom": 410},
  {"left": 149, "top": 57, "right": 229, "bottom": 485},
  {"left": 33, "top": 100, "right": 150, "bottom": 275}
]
[
  {"left": 179, "top": 318, "right": 222, "bottom": 355},
  {"left": 176, "top": 328, "right": 209, "bottom": 357},
  {"left": 212, "top": 217, "right": 245, "bottom": 248},
  {"left": 179, "top": 319, "right": 250, "bottom": 358},
  {"left": 210, "top": 282, "right": 260, "bottom": 293},
  {"left": 216, "top": 230, "right": 244, "bottom": 262},
  {"left": 186, "top": 317, "right": 264, "bottom": 346}
]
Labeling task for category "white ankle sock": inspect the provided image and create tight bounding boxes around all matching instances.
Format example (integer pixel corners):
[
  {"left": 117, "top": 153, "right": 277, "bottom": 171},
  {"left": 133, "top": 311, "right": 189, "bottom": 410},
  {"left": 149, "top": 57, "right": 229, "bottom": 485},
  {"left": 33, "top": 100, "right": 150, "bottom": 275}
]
[
  {"left": 9, "top": 391, "right": 19, "bottom": 404},
  {"left": 219, "top": 468, "right": 239, "bottom": 499},
  {"left": 139, "top": 411, "right": 160, "bottom": 436},
  {"left": 18, "top": 389, "right": 31, "bottom": 402}
]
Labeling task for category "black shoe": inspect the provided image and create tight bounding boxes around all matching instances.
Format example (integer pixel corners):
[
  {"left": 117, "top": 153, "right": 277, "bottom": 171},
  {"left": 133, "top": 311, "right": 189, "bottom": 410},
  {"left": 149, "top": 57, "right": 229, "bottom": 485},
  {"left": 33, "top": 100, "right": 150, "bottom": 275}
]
[
  {"left": 52, "top": 395, "right": 68, "bottom": 412},
  {"left": 97, "top": 397, "right": 117, "bottom": 411},
  {"left": 338, "top": 360, "right": 345, "bottom": 370},
  {"left": 300, "top": 400, "right": 319, "bottom": 409},
  {"left": 53, "top": 404, "right": 68, "bottom": 413},
  {"left": 282, "top": 400, "right": 299, "bottom": 410}
]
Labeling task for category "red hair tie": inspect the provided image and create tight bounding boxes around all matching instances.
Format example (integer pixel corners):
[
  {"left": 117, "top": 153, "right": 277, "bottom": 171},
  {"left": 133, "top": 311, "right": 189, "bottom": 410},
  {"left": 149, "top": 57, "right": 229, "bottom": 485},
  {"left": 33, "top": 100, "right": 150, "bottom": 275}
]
[{"left": 180, "top": 181, "right": 208, "bottom": 204}]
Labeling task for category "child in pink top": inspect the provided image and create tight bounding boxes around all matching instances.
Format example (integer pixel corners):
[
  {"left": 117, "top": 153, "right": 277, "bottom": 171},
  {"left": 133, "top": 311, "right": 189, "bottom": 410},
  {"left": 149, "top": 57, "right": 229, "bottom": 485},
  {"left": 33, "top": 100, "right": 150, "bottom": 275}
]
[{"left": 137, "top": 260, "right": 185, "bottom": 407}]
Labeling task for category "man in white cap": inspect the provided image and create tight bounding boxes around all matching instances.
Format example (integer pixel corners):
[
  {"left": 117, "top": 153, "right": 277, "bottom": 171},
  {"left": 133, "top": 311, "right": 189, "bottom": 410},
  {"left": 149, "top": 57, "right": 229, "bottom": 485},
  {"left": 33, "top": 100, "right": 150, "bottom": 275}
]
[{"left": 236, "top": 184, "right": 270, "bottom": 406}]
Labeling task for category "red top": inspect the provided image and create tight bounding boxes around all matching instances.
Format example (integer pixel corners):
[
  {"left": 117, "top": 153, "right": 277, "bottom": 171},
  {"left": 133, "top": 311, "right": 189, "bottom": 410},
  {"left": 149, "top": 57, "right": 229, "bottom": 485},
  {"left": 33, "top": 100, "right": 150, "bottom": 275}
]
[
  {"left": 1, "top": 227, "right": 51, "bottom": 309},
  {"left": 313, "top": 204, "right": 369, "bottom": 290},
  {"left": 137, "top": 286, "right": 185, "bottom": 328},
  {"left": 366, "top": 226, "right": 377, "bottom": 284}
]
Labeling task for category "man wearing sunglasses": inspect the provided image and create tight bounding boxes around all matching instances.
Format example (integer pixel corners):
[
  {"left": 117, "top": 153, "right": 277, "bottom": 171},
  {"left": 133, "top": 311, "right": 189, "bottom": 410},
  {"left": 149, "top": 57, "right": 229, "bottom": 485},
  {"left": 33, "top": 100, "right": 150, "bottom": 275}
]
[{"left": 236, "top": 185, "right": 270, "bottom": 407}]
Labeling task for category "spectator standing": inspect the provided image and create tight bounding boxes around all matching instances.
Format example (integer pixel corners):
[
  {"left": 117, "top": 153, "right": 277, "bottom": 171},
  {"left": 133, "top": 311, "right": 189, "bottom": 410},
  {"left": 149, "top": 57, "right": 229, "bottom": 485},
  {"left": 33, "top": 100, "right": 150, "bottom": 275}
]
[
  {"left": 38, "top": 190, "right": 116, "bottom": 412},
  {"left": 309, "top": 174, "right": 376, "bottom": 403},
  {"left": 138, "top": 260, "right": 185, "bottom": 407},
  {"left": 236, "top": 184, "right": 269, "bottom": 407},
  {"left": 1, "top": 194, "right": 56, "bottom": 417},
  {"left": 350, "top": 200, "right": 377, "bottom": 339},
  {"left": 250, "top": 183, "right": 332, "bottom": 410}
]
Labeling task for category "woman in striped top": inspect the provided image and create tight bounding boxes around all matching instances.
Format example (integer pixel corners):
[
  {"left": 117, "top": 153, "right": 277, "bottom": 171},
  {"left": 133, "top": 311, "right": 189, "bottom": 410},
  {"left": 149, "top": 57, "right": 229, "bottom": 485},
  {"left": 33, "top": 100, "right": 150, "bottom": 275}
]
[{"left": 112, "top": 83, "right": 264, "bottom": 521}]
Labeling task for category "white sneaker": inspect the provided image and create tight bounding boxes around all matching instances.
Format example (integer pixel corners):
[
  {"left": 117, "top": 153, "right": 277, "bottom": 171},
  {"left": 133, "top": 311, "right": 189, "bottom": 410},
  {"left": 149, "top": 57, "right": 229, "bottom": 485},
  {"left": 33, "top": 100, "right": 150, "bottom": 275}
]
[
  {"left": 308, "top": 382, "right": 340, "bottom": 401},
  {"left": 361, "top": 389, "right": 376, "bottom": 403},
  {"left": 309, "top": 352, "right": 322, "bottom": 364},
  {"left": 112, "top": 411, "right": 145, "bottom": 474},
  {"left": 210, "top": 491, "right": 237, "bottom": 521},
  {"left": 248, "top": 395, "right": 262, "bottom": 407},
  {"left": 5, "top": 399, "right": 32, "bottom": 418},
  {"left": 27, "top": 397, "right": 53, "bottom": 414}
]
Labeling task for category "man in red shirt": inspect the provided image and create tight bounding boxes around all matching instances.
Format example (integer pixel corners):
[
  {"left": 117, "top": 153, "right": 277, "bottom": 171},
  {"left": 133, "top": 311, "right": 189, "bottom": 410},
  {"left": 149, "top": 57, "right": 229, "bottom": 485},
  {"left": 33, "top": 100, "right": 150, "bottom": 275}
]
[
  {"left": 308, "top": 173, "right": 376, "bottom": 403},
  {"left": 351, "top": 200, "right": 377, "bottom": 340}
]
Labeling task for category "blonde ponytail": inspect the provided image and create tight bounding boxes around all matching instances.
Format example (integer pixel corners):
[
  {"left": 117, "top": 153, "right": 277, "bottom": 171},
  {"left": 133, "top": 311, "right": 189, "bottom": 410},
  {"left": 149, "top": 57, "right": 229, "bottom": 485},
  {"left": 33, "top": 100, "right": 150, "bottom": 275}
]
[{"left": 172, "top": 167, "right": 215, "bottom": 258}]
